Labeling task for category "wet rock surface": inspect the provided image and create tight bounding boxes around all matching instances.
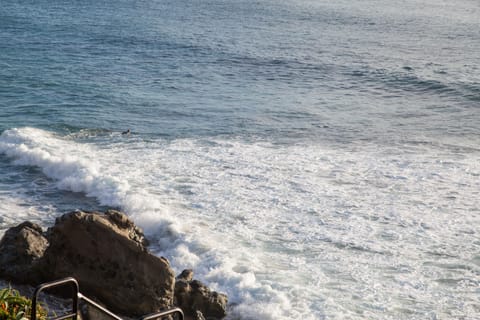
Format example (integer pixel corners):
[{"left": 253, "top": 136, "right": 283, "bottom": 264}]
[{"left": 175, "top": 269, "right": 228, "bottom": 319}]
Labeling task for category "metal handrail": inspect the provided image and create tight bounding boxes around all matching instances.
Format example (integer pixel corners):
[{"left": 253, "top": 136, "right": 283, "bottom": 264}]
[
  {"left": 31, "top": 277, "right": 184, "bottom": 320},
  {"left": 139, "top": 308, "right": 184, "bottom": 320},
  {"left": 31, "top": 277, "right": 79, "bottom": 320},
  {"left": 78, "top": 293, "right": 123, "bottom": 320}
]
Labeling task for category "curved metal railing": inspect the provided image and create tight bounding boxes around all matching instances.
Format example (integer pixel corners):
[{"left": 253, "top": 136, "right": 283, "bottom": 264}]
[{"left": 31, "top": 277, "right": 184, "bottom": 320}]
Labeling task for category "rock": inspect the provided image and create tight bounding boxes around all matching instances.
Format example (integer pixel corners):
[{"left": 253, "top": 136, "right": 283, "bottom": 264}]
[
  {"left": 41, "top": 210, "right": 175, "bottom": 317},
  {"left": 175, "top": 270, "right": 228, "bottom": 319},
  {"left": 191, "top": 280, "right": 228, "bottom": 319},
  {"left": 194, "top": 310, "right": 206, "bottom": 320},
  {"left": 104, "top": 209, "right": 149, "bottom": 247},
  {"left": 177, "top": 269, "right": 194, "bottom": 282},
  {"left": 0, "top": 210, "right": 228, "bottom": 319},
  {"left": 79, "top": 299, "right": 118, "bottom": 320},
  {"left": 0, "top": 221, "right": 48, "bottom": 283},
  {"left": 174, "top": 278, "right": 192, "bottom": 313}
]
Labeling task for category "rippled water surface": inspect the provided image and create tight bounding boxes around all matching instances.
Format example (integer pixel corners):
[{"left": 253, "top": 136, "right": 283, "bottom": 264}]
[{"left": 1, "top": 0, "right": 479, "bottom": 319}]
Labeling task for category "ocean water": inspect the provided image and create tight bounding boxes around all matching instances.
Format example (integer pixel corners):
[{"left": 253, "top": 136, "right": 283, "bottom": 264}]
[{"left": 1, "top": 0, "right": 480, "bottom": 319}]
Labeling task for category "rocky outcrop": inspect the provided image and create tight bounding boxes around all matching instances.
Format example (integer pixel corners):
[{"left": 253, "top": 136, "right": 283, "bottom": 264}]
[
  {"left": 0, "top": 210, "right": 174, "bottom": 317},
  {"left": 0, "top": 221, "right": 48, "bottom": 283},
  {"left": 175, "top": 269, "right": 228, "bottom": 319},
  {"left": 41, "top": 209, "right": 175, "bottom": 317},
  {"left": 0, "top": 209, "right": 228, "bottom": 319}
]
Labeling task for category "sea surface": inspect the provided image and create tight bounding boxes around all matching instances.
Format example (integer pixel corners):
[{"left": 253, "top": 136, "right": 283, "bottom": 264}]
[{"left": 1, "top": 0, "right": 479, "bottom": 319}]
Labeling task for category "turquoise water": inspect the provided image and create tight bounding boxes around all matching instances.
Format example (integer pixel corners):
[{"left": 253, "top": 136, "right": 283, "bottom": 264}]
[{"left": 1, "top": 0, "right": 480, "bottom": 319}]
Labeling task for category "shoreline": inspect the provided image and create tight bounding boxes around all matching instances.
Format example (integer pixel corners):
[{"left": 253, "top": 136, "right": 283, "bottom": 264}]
[{"left": 0, "top": 210, "right": 228, "bottom": 320}]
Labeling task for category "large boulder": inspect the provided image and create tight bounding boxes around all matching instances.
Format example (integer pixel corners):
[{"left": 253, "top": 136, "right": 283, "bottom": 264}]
[
  {"left": 0, "top": 210, "right": 228, "bottom": 319},
  {"left": 0, "top": 221, "right": 48, "bottom": 283},
  {"left": 175, "top": 269, "right": 228, "bottom": 319},
  {"left": 41, "top": 210, "right": 175, "bottom": 317}
]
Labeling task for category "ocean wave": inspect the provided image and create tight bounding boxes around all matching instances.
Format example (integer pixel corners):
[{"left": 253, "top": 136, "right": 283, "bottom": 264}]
[
  {"left": 345, "top": 66, "right": 480, "bottom": 103},
  {"left": 0, "top": 127, "right": 131, "bottom": 207},
  {"left": 0, "top": 127, "right": 313, "bottom": 319},
  {"left": 1, "top": 127, "right": 479, "bottom": 319}
]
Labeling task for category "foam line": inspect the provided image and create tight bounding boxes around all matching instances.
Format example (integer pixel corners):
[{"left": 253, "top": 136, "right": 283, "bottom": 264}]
[{"left": 0, "top": 127, "right": 130, "bottom": 207}]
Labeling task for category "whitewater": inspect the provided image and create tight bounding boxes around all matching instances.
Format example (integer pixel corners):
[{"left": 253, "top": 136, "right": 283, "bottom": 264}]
[
  {"left": 1, "top": 0, "right": 480, "bottom": 319},
  {"left": 1, "top": 127, "right": 479, "bottom": 319}
]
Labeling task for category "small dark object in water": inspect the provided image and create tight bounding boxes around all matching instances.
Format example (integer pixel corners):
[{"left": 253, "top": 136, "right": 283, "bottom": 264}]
[{"left": 122, "top": 129, "right": 131, "bottom": 135}]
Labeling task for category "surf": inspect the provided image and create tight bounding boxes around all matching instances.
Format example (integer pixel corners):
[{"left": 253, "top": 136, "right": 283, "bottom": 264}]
[
  {"left": 2, "top": 125, "right": 479, "bottom": 320},
  {"left": 0, "top": 127, "right": 315, "bottom": 319}
]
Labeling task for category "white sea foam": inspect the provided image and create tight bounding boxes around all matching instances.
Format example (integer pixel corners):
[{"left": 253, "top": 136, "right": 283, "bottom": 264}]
[
  {"left": 0, "top": 196, "right": 31, "bottom": 237},
  {"left": 1, "top": 127, "right": 479, "bottom": 319}
]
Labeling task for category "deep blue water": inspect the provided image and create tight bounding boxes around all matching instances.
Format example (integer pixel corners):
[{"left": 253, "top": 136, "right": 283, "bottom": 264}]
[
  {"left": 2, "top": 0, "right": 478, "bottom": 142},
  {"left": 1, "top": 0, "right": 479, "bottom": 319}
]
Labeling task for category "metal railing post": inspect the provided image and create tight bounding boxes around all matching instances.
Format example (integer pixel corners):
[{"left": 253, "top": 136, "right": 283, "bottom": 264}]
[
  {"left": 31, "top": 277, "right": 79, "bottom": 320},
  {"left": 31, "top": 277, "right": 185, "bottom": 320}
]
